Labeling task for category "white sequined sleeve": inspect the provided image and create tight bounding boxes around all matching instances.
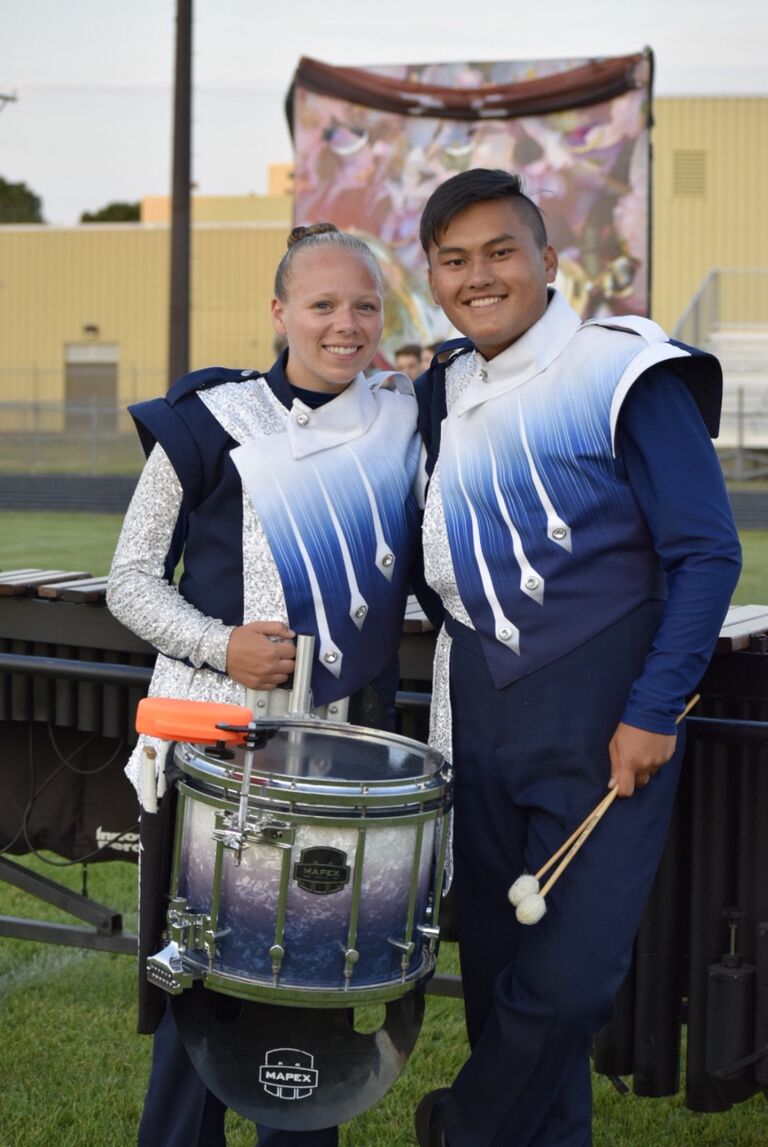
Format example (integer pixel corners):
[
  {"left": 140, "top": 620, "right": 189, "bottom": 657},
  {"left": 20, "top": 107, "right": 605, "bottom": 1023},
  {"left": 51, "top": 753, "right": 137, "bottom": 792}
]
[{"left": 106, "top": 445, "right": 233, "bottom": 672}]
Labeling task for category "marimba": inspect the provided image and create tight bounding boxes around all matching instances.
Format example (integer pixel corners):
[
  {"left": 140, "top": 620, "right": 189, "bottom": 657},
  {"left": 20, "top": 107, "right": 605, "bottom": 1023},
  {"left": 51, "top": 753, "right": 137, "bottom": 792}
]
[
  {"left": 594, "top": 604, "right": 768, "bottom": 1111},
  {"left": 1, "top": 570, "right": 767, "bottom": 1110},
  {"left": 0, "top": 568, "right": 152, "bottom": 866}
]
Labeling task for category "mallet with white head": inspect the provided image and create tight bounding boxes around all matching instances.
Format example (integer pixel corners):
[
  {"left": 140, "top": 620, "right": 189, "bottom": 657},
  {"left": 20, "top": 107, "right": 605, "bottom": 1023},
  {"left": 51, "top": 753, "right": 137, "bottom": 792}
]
[{"left": 510, "top": 694, "right": 700, "bottom": 925}]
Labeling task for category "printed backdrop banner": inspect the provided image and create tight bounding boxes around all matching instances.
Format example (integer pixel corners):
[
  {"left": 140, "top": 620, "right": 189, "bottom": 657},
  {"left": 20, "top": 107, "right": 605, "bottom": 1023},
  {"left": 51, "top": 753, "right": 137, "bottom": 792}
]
[{"left": 287, "top": 51, "right": 653, "bottom": 362}]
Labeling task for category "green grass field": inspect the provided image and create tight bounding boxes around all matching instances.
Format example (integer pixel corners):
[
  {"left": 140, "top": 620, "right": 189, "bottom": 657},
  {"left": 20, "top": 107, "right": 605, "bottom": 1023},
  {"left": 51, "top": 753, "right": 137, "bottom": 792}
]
[
  {"left": 0, "top": 511, "right": 766, "bottom": 603},
  {"left": 1, "top": 857, "right": 766, "bottom": 1146},
  {"left": 0, "top": 434, "right": 145, "bottom": 476},
  {"left": 0, "top": 512, "right": 125, "bottom": 575},
  {"left": 1, "top": 513, "right": 767, "bottom": 1144}
]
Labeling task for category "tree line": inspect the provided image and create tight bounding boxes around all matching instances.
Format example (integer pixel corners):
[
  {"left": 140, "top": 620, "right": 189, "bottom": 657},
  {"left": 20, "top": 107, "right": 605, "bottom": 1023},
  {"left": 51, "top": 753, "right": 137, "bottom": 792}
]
[{"left": 0, "top": 176, "right": 140, "bottom": 224}]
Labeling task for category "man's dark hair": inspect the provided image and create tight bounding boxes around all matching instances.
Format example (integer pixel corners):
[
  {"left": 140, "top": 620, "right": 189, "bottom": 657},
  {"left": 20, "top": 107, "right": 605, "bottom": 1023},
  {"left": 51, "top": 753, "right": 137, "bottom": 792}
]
[
  {"left": 395, "top": 343, "right": 423, "bottom": 359},
  {"left": 420, "top": 169, "right": 548, "bottom": 256}
]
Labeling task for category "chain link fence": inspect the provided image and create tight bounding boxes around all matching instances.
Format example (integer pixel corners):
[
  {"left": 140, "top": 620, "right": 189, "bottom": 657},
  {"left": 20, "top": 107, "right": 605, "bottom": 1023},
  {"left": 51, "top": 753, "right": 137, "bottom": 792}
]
[
  {"left": 2, "top": 287, "right": 768, "bottom": 480},
  {"left": 674, "top": 269, "right": 768, "bottom": 480},
  {"left": 0, "top": 407, "right": 144, "bottom": 474}
]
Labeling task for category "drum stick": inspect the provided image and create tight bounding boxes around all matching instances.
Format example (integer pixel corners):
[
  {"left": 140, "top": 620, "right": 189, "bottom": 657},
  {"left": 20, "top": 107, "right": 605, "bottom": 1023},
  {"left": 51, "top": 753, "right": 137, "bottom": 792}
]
[
  {"left": 533, "top": 789, "right": 616, "bottom": 885},
  {"left": 156, "top": 754, "right": 167, "bottom": 800},
  {"left": 537, "top": 789, "right": 619, "bottom": 900},
  {"left": 289, "top": 634, "right": 315, "bottom": 717},
  {"left": 538, "top": 692, "right": 706, "bottom": 899},
  {"left": 237, "top": 638, "right": 316, "bottom": 829},
  {"left": 677, "top": 692, "right": 701, "bottom": 721},
  {"left": 142, "top": 745, "right": 158, "bottom": 814},
  {"left": 286, "top": 635, "right": 315, "bottom": 776},
  {"left": 236, "top": 732, "right": 257, "bottom": 836},
  {"left": 236, "top": 690, "right": 263, "bottom": 836},
  {"left": 545, "top": 692, "right": 701, "bottom": 880},
  {"left": 511, "top": 693, "right": 701, "bottom": 920}
]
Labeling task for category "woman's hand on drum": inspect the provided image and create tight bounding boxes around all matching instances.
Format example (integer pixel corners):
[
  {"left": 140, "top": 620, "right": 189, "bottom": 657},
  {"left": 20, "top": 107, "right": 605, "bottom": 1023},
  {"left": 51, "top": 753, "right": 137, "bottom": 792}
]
[
  {"left": 608, "top": 722, "right": 677, "bottom": 797},
  {"left": 226, "top": 621, "right": 296, "bottom": 689}
]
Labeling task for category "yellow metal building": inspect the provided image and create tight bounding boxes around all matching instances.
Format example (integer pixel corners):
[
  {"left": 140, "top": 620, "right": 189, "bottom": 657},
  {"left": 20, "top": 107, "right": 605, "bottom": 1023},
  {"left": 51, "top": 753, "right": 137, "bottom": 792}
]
[
  {"left": 0, "top": 221, "right": 290, "bottom": 429},
  {"left": 0, "top": 98, "right": 765, "bottom": 425},
  {"left": 652, "top": 98, "right": 768, "bottom": 328}
]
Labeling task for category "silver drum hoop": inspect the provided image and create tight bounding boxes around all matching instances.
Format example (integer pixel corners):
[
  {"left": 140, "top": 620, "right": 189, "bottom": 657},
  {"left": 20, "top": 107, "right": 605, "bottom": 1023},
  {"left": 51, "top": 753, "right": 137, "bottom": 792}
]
[{"left": 173, "top": 716, "right": 449, "bottom": 816}]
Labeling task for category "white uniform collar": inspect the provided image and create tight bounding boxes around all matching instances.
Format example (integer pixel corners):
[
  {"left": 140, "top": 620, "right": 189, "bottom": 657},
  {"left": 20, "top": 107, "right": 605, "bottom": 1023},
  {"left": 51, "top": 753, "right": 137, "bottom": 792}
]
[
  {"left": 286, "top": 370, "right": 412, "bottom": 459},
  {"left": 452, "top": 289, "right": 582, "bottom": 417}
]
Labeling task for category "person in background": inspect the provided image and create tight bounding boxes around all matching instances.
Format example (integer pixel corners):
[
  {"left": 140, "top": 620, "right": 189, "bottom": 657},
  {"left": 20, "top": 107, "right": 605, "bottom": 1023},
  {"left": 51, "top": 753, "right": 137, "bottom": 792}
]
[
  {"left": 394, "top": 342, "right": 424, "bottom": 380},
  {"left": 108, "top": 223, "right": 423, "bottom": 1147},
  {"left": 420, "top": 342, "right": 442, "bottom": 371},
  {"left": 412, "top": 168, "right": 742, "bottom": 1147}
]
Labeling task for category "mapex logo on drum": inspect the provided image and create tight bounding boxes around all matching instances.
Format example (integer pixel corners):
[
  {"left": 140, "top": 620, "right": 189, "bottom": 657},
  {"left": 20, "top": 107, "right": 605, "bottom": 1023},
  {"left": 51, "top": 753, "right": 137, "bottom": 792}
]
[
  {"left": 259, "top": 1048, "right": 319, "bottom": 1100},
  {"left": 293, "top": 846, "right": 350, "bottom": 895}
]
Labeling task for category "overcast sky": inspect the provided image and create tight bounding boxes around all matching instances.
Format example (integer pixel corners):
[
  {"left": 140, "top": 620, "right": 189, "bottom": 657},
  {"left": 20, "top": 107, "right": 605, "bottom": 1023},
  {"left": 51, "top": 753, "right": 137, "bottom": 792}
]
[{"left": 2, "top": 0, "right": 767, "bottom": 224}]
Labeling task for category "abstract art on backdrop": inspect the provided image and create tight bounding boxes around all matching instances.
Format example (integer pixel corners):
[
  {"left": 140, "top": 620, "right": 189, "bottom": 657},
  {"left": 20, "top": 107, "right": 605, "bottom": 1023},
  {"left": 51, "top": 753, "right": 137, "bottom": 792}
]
[{"left": 286, "top": 50, "right": 653, "bottom": 362}]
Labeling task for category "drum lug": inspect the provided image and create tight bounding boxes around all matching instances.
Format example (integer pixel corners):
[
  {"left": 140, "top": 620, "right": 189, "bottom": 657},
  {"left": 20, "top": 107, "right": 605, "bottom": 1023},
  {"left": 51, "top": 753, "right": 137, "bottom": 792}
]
[
  {"left": 167, "top": 897, "right": 215, "bottom": 954},
  {"left": 388, "top": 938, "right": 415, "bottom": 952},
  {"left": 203, "top": 929, "right": 221, "bottom": 962},
  {"left": 343, "top": 947, "right": 360, "bottom": 986},
  {"left": 146, "top": 939, "right": 201, "bottom": 995},
  {"left": 388, "top": 937, "right": 417, "bottom": 976},
  {"left": 417, "top": 923, "right": 441, "bottom": 954},
  {"left": 269, "top": 943, "right": 285, "bottom": 984},
  {"left": 212, "top": 811, "right": 295, "bottom": 858},
  {"left": 211, "top": 816, "right": 249, "bottom": 858},
  {"left": 252, "top": 822, "right": 295, "bottom": 848},
  {"left": 417, "top": 924, "right": 441, "bottom": 940}
]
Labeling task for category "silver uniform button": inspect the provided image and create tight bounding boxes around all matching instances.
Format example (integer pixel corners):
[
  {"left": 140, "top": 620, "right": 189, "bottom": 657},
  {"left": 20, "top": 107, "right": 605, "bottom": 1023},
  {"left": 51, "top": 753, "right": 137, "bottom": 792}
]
[
  {"left": 354, "top": 605, "right": 367, "bottom": 618},
  {"left": 324, "top": 651, "right": 339, "bottom": 664},
  {"left": 240, "top": 369, "right": 254, "bottom": 378},
  {"left": 381, "top": 553, "right": 394, "bottom": 568},
  {"left": 551, "top": 526, "right": 567, "bottom": 540},
  {"left": 296, "top": 412, "right": 310, "bottom": 427},
  {"left": 524, "top": 576, "right": 540, "bottom": 591},
  {"left": 498, "top": 627, "right": 513, "bottom": 641}
]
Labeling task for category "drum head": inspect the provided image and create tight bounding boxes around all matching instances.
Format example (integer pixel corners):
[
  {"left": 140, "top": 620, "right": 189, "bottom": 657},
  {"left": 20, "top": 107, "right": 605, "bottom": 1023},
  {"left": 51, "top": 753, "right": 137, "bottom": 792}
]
[
  {"left": 175, "top": 718, "right": 447, "bottom": 810},
  {"left": 171, "top": 984, "right": 425, "bottom": 1130}
]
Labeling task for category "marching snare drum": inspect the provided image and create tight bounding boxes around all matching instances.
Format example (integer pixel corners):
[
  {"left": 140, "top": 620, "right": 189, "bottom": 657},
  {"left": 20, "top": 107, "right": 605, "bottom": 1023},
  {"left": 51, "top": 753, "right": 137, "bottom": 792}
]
[{"left": 150, "top": 717, "right": 451, "bottom": 1007}]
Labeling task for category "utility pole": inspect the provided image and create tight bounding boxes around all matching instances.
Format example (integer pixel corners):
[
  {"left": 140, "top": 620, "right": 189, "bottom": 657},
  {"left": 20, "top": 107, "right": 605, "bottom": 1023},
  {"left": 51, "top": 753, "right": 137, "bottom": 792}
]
[{"left": 168, "top": 0, "right": 192, "bottom": 386}]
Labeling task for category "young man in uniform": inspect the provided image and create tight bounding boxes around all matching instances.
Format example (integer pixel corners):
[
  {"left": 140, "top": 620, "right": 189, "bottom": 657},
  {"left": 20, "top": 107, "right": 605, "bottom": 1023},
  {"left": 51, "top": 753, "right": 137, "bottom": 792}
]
[{"left": 413, "top": 168, "right": 742, "bottom": 1147}]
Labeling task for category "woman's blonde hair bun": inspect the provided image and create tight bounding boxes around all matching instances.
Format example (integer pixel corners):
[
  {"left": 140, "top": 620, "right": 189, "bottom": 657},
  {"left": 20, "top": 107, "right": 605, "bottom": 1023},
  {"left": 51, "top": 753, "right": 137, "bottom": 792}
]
[
  {"left": 287, "top": 222, "right": 339, "bottom": 250},
  {"left": 274, "top": 223, "right": 382, "bottom": 299}
]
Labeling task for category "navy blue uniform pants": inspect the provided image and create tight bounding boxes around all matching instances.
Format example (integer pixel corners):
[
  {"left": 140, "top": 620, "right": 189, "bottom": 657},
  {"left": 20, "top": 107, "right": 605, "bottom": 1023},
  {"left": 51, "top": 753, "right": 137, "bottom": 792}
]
[
  {"left": 441, "top": 603, "right": 684, "bottom": 1147},
  {"left": 138, "top": 1005, "right": 339, "bottom": 1147}
]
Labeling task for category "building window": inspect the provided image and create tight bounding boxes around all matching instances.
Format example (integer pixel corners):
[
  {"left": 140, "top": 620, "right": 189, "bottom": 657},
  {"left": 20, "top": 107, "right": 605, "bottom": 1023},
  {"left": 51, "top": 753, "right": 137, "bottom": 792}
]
[{"left": 673, "top": 150, "right": 707, "bottom": 197}]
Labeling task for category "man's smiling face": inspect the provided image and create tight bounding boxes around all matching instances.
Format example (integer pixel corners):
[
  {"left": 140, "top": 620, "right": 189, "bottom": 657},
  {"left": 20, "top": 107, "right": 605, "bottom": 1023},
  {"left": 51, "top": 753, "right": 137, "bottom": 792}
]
[{"left": 427, "top": 198, "right": 558, "bottom": 360}]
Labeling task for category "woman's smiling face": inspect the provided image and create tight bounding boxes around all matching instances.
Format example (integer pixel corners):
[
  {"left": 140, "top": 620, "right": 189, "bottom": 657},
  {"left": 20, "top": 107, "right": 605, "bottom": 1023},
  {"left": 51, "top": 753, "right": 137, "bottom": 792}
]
[{"left": 271, "top": 247, "right": 384, "bottom": 393}]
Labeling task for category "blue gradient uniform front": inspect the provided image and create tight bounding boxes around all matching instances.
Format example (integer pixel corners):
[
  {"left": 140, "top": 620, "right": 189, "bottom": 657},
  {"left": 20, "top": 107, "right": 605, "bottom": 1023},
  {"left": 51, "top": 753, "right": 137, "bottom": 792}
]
[
  {"left": 232, "top": 370, "right": 421, "bottom": 704},
  {"left": 425, "top": 291, "right": 739, "bottom": 732}
]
